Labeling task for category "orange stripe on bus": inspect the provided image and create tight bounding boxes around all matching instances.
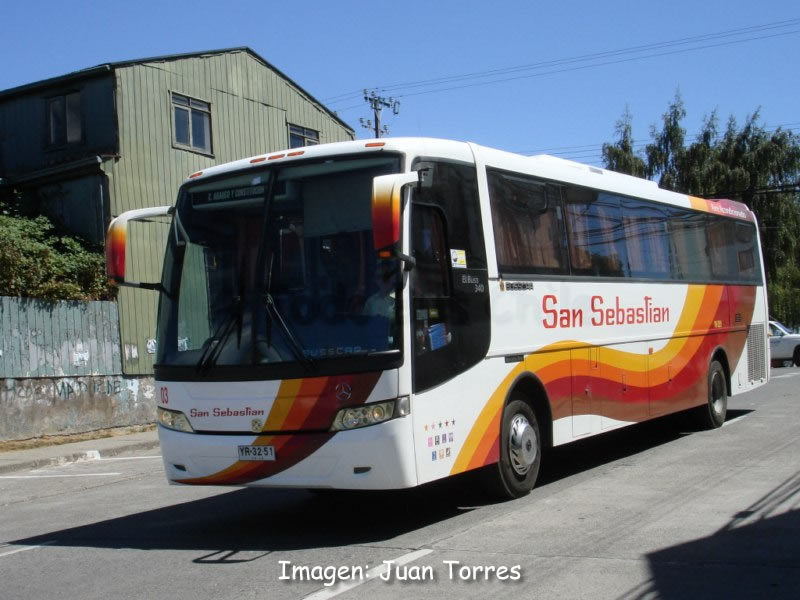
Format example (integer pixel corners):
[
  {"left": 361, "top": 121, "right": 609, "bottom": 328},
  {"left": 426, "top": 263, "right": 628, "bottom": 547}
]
[
  {"left": 451, "top": 283, "right": 742, "bottom": 474},
  {"left": 263, "top": 379, "right": 303, "bottom": 431}
]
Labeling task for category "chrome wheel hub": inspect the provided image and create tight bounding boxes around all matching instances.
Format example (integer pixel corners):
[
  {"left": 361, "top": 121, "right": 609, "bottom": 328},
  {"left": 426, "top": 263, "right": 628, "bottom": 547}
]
[{"left": 509, "top": 414, "right": 537, "bottom": 476}]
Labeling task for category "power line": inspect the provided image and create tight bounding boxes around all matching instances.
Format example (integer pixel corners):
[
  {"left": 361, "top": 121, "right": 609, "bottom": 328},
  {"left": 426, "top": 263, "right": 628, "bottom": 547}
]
[
  {"left": 699, "top": 183, "right": 800, "bottom": 199},
  {"left": 393, "top": 29, "right": 799, "bottom": 102},
  {"left": 383, "top": 19, "right": 800, "bottom": 96},
  {"left": 326, "top": 19, "right": 798, "bottom": 103},
  {"left": 517, "top": 121, "right": 800, "bottom": 162},
  {"left": 323, "top": 18, "right": 800, "bottom": 108}
]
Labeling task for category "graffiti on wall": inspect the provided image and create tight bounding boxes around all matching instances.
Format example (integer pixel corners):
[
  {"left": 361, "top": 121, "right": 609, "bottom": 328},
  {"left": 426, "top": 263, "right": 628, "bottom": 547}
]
[
  {"left": 57, "top": 378, "right": 123, "bottom": 399},
  {"left": 0, "top": 375, "right": 155, "bottom": 441}
]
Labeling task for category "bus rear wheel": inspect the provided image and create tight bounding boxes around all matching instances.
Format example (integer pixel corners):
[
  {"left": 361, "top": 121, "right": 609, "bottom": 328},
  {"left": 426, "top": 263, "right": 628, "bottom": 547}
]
[
  {"left": 486, "top": 398, "right": 541, "bottom": 499},
  {"left": 696, "top": 360, "right": 727, "bottom": 429}
]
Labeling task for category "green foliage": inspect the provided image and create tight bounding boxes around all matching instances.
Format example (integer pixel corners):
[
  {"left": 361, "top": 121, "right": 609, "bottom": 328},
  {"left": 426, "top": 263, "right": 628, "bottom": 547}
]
[
  {"left": 768, "top": 264, "right": 800, "bottom": 328},
  {"left": 601, "top": 107, "right": 647, "bottom": 178},
  {"left": 0, "top": 196, "right": 115, "bottom": 301},
  {"left": 603, "top": 94, "right": 800, "bottom": 326},
  {"left": 645, "top": 90, "right": 687, "bottom": 190}
]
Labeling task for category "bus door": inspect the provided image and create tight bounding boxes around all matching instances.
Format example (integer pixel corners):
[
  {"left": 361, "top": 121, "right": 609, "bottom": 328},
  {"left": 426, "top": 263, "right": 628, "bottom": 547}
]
[
  {"left": 571, "top": 347, "right": 600, "bottom": 437},
  {"left": 599, "top": 344, "right": 649, "bottom": 429},
  {"left": 407, "top": 160, "right": 491, "bottom": 479},
  {"left": 408, "top": 160, "right": 490, "bottom": 395}
]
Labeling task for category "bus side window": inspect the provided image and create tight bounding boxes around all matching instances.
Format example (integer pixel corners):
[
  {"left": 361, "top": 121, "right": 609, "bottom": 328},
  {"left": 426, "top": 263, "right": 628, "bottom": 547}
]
[
  {"left": 617, "top": 198, "right": 672, "bottom": 279},
  {"left": 565, "top": 189, "right": 626, "bottom": 277},
  {"left": 488, "top": 170, "right": 568, "bottom": 275},
  {"left": 707, "top": 218, "right": 737, "bottom": 281},
  {"left": 412, "top": 204, "right": 452, "bottom": 354},
  {"left": 669, "top": 210, "right": 711, "bottom": 281},
  {"left": 412, "top": 204, "right": 451, "bottom": 299},
  {"left": 734, "top": 221, "right": 760, "bottom": 282}
]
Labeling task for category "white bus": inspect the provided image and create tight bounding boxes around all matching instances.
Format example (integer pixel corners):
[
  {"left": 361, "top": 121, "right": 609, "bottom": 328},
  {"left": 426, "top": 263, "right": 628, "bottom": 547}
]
[{"left": 107, "top": 138, "right": 769, "bottom": 498}]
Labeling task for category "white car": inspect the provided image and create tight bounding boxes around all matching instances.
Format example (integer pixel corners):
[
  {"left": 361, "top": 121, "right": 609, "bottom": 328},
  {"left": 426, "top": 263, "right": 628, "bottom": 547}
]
[{"left": 769, "top": 320, "right": 800, "bottom": 367}]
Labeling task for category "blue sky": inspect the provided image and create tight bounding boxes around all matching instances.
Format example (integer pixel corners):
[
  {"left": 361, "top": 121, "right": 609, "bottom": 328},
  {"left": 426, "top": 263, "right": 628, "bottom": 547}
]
[{"left": 3, "top": 0, "right": 797, "bottom": 165}]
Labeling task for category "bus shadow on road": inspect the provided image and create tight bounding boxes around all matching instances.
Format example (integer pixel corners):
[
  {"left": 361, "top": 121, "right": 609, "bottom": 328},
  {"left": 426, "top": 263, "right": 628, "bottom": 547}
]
[
  {"left": 10, "top": 410, "right": 754, "bottom": 555},
  {"left": 537, "top": 409, "right": 754, "bottom": 487},
  {"left": 10, "top": 478, "right": 476, "bottom": 554}
]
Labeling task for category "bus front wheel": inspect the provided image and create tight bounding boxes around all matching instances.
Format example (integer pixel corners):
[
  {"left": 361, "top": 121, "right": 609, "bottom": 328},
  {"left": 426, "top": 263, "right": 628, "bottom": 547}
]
[
  {"left": 696, "top": 360, "right": 727, "bottom": 429},
  {"left": 486, "top": 398, "right": 541, "bottom": 499}
]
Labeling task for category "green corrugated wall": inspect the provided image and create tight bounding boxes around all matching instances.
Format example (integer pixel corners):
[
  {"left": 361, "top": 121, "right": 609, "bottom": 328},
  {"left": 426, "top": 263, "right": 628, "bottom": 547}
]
[
  {"left": 0, "top": 296, "right": 122, "bottom": 378},
  {"left": 103, "top": 50, "right": 355, "bottom": 374}
]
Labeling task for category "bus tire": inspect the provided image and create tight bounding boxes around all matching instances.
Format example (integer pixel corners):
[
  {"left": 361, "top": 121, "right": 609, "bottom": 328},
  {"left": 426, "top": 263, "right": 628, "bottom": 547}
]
[
  {"left": 487, "top": 398, "right": 541, "bottom": 499},
  {"left": 696, "top": 360, "right": 727, "bottom": 429}
]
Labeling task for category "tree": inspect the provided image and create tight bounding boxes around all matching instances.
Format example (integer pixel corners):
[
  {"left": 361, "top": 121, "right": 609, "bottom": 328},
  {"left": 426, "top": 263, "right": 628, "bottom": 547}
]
[
  {"left": 603, "top": 96, "right": 800, "bottom": 325},
  {"left": 601, "top": 106, "right": 646, "bottom": 177},
  {"left": 645, "top": 91, "right": 687, "bottom": 190}
]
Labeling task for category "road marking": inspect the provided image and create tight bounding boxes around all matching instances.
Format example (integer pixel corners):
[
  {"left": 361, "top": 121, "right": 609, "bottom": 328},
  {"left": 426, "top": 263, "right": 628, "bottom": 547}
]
[
  {"left": 25, "top": 455, "right": 159, "bottom": 474},
  {"left": 96, "top": 456, "right": 162, "bottom": 461},
  {"left": 303, "top": 548, "right": 434, "bottom": 599},
  {"left": 771, "top": 371, "right": 800, "bottom": 379},
  {"left": 0, "top": 473, "right": 122, "bottom": 479},
  {"left": 0, "top": 541, "right": 55, "bottom": 558}
]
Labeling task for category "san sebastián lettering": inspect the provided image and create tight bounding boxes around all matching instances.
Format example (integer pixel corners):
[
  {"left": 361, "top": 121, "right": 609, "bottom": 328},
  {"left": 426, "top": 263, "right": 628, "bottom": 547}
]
[
  {"left": 189, "top": 407, "right": 265, "bottom": 418},
  {"left": 542, "top": 294, "right": 670, "bottom": 329}
]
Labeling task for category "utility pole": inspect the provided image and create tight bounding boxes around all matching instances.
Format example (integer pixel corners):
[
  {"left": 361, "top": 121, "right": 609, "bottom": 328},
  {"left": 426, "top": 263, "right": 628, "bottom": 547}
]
[{"left": 360, "top": 90, "right": 400, "bottom": 138}]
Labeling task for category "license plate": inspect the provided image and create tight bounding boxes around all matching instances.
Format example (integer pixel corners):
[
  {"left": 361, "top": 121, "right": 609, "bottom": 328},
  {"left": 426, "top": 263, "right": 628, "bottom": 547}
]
[{"left": 238, "top": 445, "right": 276, "bottom": 461}]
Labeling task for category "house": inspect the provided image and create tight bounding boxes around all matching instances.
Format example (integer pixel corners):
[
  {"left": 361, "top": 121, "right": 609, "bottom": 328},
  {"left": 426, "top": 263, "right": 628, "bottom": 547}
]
[{"left": 0, "top": 48, "right": 355, "bottom": 375}]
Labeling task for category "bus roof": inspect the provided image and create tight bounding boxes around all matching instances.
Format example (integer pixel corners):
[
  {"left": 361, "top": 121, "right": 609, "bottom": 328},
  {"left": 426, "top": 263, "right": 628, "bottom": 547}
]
[{"left": 182, "top": 137, "right": 755, "bottom": 222}]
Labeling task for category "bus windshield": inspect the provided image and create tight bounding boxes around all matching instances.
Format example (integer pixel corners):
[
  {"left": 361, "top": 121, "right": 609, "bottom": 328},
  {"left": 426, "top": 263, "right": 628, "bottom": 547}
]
[{"left": 156, "top": 155, "right": 403, "bottom": 375}]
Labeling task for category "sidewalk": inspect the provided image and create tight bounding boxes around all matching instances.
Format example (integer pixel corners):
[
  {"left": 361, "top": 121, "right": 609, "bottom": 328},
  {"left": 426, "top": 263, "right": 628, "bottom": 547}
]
[{"left": 0, "top": 429, "right": 161, "bottom": 475}]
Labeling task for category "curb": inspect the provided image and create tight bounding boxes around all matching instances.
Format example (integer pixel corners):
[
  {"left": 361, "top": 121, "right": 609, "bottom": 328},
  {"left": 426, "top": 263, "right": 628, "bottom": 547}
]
[{"left": 0, "top": 440, "right": 161, "bottom": 476}]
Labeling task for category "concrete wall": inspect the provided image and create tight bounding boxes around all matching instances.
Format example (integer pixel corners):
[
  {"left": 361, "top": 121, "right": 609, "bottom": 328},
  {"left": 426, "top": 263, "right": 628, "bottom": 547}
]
[
  {"left": 0, "top": 375, "right": 155, "bottom": 441},
  {"left": 0, "top": 297, "right": 155, "bottom": 441}
]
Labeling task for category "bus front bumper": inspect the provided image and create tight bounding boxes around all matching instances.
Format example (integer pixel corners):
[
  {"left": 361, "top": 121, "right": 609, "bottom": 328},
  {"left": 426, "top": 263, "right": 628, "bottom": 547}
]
[{"left": 157, "top": 416, "right": 418, "bottom": 490}]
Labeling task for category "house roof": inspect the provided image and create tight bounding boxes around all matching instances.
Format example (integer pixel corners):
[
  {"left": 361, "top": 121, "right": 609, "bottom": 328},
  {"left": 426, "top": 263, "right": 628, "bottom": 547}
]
[{"left": 0, "top": 47, "right": 353, "bottom": 133}]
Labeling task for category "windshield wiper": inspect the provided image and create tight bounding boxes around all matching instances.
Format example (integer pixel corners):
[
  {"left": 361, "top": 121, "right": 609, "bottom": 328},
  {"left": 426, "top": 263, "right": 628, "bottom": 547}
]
[
  {"left": 251, "top": 175, "right": 314, "bottom": 372},
  {"left": 196, "top": 264, "right": 246, "bottom": 375},
  {"left": 196, "top": 298, "right": 240, "bottom": 375},
  {"left": 265, "top": 291, "right": 315, "bottom": 370},
  {"left": 262, "top": 253, "right": 314, "bottom": 370}
]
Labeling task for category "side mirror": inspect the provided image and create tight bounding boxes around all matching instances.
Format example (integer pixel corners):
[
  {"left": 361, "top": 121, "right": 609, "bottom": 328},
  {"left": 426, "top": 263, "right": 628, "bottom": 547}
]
[
  {"left": 372, "top": 172, "right": 419, "bottom": 250},
  {"left": 106, "top": 206, "right": 172, "bottom": 288}
]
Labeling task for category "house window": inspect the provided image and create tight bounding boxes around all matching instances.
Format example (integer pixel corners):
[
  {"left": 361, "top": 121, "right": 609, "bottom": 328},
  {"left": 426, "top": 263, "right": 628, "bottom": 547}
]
[
  {"left": 172, "top": 93, "right": 212, "bottom": 154},
  {"left": 47, "top": 91, "right": 82, "bottom": 146},
  {"left": 288, "top": 124, "right": 320, "bottom": 148}
]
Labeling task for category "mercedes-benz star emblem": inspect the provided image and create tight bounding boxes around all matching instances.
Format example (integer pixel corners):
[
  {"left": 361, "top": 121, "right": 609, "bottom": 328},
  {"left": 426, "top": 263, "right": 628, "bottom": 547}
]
[{"left": 335, "top": 383, "right": 352, "bottom": 402}]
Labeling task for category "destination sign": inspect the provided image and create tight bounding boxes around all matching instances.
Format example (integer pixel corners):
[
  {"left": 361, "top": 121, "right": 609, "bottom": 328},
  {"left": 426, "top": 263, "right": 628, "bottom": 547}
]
[{"left": 192, "top": 184, "right": 266, "bottom": 207}]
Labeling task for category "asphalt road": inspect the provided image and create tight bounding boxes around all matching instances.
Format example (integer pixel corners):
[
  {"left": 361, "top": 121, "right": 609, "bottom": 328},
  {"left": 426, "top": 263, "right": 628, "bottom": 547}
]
[{"left": 1, "top": 369, "right": 799, "bottom": 600}]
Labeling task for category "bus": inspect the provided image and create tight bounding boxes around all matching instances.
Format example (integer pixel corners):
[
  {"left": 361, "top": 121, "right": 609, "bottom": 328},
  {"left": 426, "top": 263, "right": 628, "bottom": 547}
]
[{"left": 106, "top": 138, "right": 769, "bottom": 498}]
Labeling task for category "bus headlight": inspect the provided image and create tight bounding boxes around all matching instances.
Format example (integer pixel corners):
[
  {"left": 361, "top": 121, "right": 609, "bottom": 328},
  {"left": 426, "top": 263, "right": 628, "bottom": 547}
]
[
  {"left": 157, "top": 406, "right": 195, "bottom": 433},
  {"left": 330, "top": 397, "right": 410, "bottom": 431}
]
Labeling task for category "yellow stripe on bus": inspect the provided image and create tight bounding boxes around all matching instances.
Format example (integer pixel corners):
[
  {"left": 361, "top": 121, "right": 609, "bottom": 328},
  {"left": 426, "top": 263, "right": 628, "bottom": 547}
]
[{"left": 451, "top": 284, "right": 725, "bottom": 474}]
